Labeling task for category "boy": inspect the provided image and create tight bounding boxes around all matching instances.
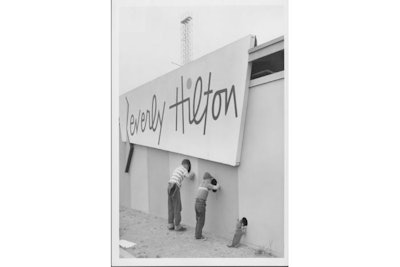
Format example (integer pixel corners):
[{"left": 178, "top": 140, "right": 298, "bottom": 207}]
[
  {"left": 167, "top": 159, "right": 195, "bottom": 231},
  {"left": 227, "top": 217, "right": 248, "bottom": 248},
  {"left": 194, "top": 172, "right": 221, "bottom": 240}
]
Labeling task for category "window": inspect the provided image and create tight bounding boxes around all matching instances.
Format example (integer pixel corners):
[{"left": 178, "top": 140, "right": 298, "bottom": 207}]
[{"left": 250, "top": 50, "right": 284, "bottom": 80}]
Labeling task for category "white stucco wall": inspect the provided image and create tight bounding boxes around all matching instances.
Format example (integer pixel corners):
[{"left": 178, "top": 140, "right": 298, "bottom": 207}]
[
  {"left": 128, "top": 144, "right": 149, "bottom": 213},
  {"left": 147, "top": 147, "right": 170, "bottom": 217},
  {"left": 238, "top": 77, "right": 285, "bottom": 256}
]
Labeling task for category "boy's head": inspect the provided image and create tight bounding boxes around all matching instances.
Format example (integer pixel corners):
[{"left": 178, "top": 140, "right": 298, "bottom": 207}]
[
  {"left": 203, "top": 173, "right": 218, "bottom": 192},
  {"left": 181, "top": 159, "right": 191, "bottom": 172},
  {"left": 241, "top": 217, "right": 248, "bottom": 226}
]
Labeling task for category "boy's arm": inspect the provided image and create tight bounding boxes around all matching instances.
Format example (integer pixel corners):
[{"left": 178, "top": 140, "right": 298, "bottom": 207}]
[
  {"left": 184, "top": 171, "right": 195, "bottom": 180},
  {"left": 207, "top": 183, "right": 221, "bottom": 191}
]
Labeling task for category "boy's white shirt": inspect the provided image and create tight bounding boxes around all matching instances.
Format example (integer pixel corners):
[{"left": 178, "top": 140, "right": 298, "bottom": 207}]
[{"left": 170, "top": 165, "right": 192, "bottom": 187}]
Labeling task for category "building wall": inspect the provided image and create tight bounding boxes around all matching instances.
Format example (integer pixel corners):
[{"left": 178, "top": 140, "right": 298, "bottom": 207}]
[
  {"left": 118, "top": 77, "right": 284, "bottom": 255},
  {"left": 118, "top": 69, "right": 284, "bottom": 257},
  {"left": 147, "top": 147, "right": 170, "bottom": 217},
  {"left": 120, "top": 143, "right": 240, "bottom": 240},
  {"left": 238, "top": 78, "right": 284, "bottom": 256},
  {"left": 129, "top": 144, "right": 149, "bottom": 213}
]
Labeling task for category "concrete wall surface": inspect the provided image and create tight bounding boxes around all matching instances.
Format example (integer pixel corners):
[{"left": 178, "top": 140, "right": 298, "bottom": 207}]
[
  {"left": 129, "top": 144, "right": 149, "bottom": 213},
  {"left": 147, "top": 147, "right": 170, "bottom": 218},
  {"left": 238, "top": 78, "right": 284, "bottom": 256}
]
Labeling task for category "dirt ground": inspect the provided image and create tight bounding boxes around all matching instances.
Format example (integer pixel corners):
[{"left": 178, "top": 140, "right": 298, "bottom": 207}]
[{"left": 119, "top": 206, "right": 273, "bottom": 258}]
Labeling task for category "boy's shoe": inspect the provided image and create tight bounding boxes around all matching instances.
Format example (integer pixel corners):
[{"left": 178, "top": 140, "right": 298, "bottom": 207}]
[
  {"left": 168, "top": 227, "right": 175, "bottom": 230},
  {"left": 196, "top": 236, "right": 207, "bottom": 241},
  {"left": 175, "top": 226, "right": 187, "bottom": 231}
]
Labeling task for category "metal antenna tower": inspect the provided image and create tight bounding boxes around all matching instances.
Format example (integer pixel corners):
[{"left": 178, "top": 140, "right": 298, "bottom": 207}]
[{"left": 180, "top": 15, "right": 193, "bottom": 65}]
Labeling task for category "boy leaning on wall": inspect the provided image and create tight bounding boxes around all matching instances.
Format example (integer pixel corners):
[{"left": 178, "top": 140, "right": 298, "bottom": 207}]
[
  {"left": 227, "top": 217, "right": 248, "bottom": 248},
  {"left": 167, "top": 159, "right": 195, "bottom": 231},
  {"left": 194, "top": 172, "right": 221, "bottom": 240}
]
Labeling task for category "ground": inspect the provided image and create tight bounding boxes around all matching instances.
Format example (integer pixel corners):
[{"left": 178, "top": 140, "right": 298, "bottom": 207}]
[{"left": 119, "top": 206, "right": 273, "bottom": 258}]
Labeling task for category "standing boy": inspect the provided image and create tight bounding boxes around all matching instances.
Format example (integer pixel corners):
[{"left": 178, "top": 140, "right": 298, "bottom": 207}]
[
  {"left": 168, "top": 159, "right": 195, "bottom": 231},
  {"left": 194, "top": 172, "right": 221, "bottom": 240}
]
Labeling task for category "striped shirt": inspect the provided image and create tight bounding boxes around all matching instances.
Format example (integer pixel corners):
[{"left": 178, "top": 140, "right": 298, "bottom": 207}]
[
  {"left": 196, "top": 180, "right": 216, "bottom": 201},
  {"left": 168, "top": 165, "right": 188, "bottom": 188}
]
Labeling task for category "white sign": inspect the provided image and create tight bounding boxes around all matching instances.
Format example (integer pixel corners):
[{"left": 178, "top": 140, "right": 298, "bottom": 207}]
[{"left": 119, "top": 35, "right": 255, "bottom": 166}]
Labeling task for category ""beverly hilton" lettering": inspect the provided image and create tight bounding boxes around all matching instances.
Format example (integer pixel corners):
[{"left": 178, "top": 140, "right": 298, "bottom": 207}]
[
  {"left": 125, "top": 72, "right": 238, "bottom": 145},
  {"left": 169, "top": 72, "right": 238, "bottom": 135},
  {"left": 125, "top": 95, "right": 166, "bottom": 145}
]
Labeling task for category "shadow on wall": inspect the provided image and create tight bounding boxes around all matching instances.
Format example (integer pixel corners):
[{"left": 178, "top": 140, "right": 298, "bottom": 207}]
[{"left": 119, "top": 129, "right": 131, "bottom": 207}]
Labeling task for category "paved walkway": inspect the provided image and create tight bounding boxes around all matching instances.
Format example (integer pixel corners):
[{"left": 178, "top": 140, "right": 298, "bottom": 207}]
[{"left": 119, "top": 206, "right": 272, "bottom": 258}]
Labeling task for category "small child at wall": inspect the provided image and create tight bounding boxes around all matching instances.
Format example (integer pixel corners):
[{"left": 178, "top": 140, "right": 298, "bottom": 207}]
[
  {"left": 194, "top": 172, "right": 221, "bottom": 240},
  {"left": 227, "top": 217, "right": 248, "bottom": 248}
]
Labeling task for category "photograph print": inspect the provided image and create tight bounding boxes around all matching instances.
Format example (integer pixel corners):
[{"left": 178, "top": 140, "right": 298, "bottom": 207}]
[{"left": 112, "top": 0, "right": 287, "bottom": 265}]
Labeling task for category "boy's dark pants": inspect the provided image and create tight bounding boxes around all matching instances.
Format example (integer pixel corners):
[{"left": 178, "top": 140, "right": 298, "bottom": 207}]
[
  {"left": 167, "top": 183, "right": 182, "bottom": 227},
  {"left": 195, "top": 198, "right": 206, "bottom": 239}
]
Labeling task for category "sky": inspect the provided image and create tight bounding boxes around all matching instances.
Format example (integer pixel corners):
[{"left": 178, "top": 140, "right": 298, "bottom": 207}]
[{"left": 117, "top": 0, "right": 285, "bottom": 94}]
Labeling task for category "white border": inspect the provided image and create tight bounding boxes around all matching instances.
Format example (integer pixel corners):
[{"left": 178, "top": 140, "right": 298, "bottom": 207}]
[
  {"left": 111, "top": 0, "right": 288, "bottom": 265},
  {"left": 115, "top": 258, "right": 288, "bottom": 266},
  {"left": 283, "top": 0, "right": 288, "bottom": 262},
  {"left": 111, "top": 0, "right": 121, "bottom": 264}
]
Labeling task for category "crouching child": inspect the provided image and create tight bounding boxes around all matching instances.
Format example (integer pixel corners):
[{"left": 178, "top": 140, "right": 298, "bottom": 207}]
[
  {"left": 227, "top": 217, "right": 248, "bottom": 248},
  {"left": 194, "top": 172, "right": 221, "bottom": 240}
]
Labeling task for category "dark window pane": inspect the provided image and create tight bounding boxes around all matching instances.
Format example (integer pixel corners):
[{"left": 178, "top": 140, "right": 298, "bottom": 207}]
[{"left": 251, "top": 50, "right": 284, "bottom": 80}]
